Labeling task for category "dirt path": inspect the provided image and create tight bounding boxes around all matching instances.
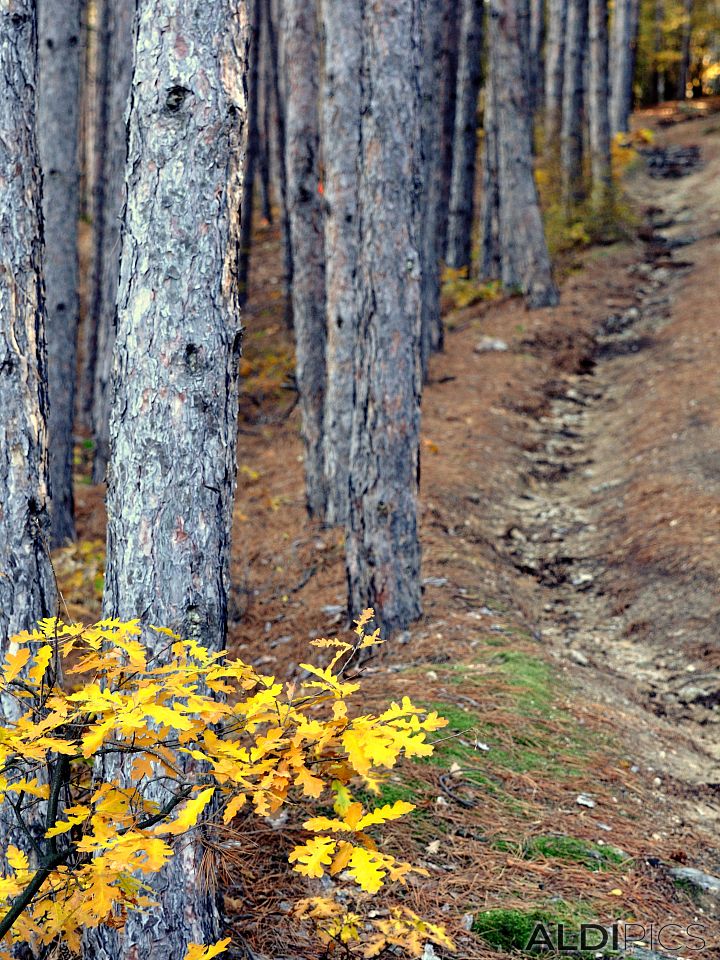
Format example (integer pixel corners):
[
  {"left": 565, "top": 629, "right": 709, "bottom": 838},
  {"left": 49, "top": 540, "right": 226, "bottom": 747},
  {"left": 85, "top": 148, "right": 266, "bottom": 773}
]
[{"left": 500, "top": 110, "right": 720, "bottom": 822}]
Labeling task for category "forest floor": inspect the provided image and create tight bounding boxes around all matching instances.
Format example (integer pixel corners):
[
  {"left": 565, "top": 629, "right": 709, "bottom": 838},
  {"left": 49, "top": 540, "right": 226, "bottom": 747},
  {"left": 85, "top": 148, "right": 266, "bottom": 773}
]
[{"left": 65, "top": 101, "right": 720, "bottom": 959}]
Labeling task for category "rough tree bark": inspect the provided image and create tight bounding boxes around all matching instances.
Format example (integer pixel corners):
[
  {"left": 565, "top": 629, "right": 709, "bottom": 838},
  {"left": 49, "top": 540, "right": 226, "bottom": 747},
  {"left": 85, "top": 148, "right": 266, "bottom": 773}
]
[
  {"left": 529, "top": 0, "right": 545, "bottom": 112},
  {"left": 561, "top": 0, "right": 589, "bottom": 208},
  {"left": 588, "top": 0, "right": 613, "bottom": 209},
  {"left": 83, "top": 2, "right": 248, "bottom": 957},
  {"left": 320, "top": 0, "right": 361, "bottom": 526},
  {"left": 445, "top": 0, "right": 484, "bottom": 271},
  {"left": 239, "top": 0, "right": 261, "bottom": 307},
  {"left": 544, "top": 0, "right": 567, "bottom": 149},
  {"left": 479, "top": 71, "right": 502, "bottom": 282},
  {"left": 486, "top": 0, "right": 559, "bottom": 307},
  {"left": 437, "top": 0, "right": 460, "bottom": 260},
  {"left": 0, "top": 0, "right": 55, "bottom": 650},
  {"left": 83, "top": 0, "right": 134, "bottom": 484},
  {"left": 257, "top": 20, "right": 273, "bottom": 224},
  {"left": 346, "top": 0, "right": 423, "bottom": 635},
  {"left": 609, "top": 0, "right": 640, "bottom": 134},
  {"left": 279, "top": 0, "right": 327, "bottom": 518},
  {"left": 38, "top": 0, "right": 81, "bottom": 546},
  {"left": 419, "top": 0, "right": 445, "bottom": 375}
]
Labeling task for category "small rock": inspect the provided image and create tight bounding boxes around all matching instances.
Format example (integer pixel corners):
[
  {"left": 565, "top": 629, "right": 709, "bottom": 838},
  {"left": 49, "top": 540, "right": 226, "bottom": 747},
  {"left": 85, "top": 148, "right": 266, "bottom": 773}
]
[
  {"left": 422, "top": 576, "right": 449, "bottom": 587},
  {"left": 569, "top": 650, "right": 589, "bottom": 667},
  {"left": 422, "top": 945, "right": 439, "bottom": 960},
  {"left": 462, "top": 912, "right": 474, "bottom": 931},
  {"left": 426, "top": 839, "right": 441, "bottom": 855},
  {"left": 435, "top": 795, "right": 449, "bottom": 807},
  {"left": 321, "top": 604, "right": 345, "bottom": 616},
  {"left": 576, "top": 793, "right": 596, "bottom": 808},
  {"left": 426, "top": 670, "right": 438, "bottom": 681},
  {"left": 474, "top": 336, "right": 508, "bottom": 353},
  {"left": 669, "top": 866, "right": 720, "bottom": 895}
]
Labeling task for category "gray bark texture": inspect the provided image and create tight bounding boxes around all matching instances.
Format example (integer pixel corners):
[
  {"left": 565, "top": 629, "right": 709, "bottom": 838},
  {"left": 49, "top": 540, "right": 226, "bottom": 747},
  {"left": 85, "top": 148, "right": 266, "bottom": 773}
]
[
  {"left": 38, "top": 0, "right": 81, "bottom": 546},
  {"left": 561, "top": 0, "right": 589, "bottom": 208},
  {"left": 609, "top": 0, "right": 639, "bottom": 134},
  {"left": 676, "top": 0, "right": 692, "bottom": 100},
  {"left": 85, "top": 0, "right": 134, "bottom": 484},
  {"left": 320, "top": 0, "right": 361, "bottom": 526},
  {"left": 419, "top": 0, "right": 445, "bottom": 376},
  {"left": 346, "top": 0, "right": 423, "bottom": 636},
  {"left": 544, "top": 0, "right": 567, "bottom": 148},
  {"left": 0, "top": 0, "right": 55, "bottom": 650},
  {"left": 529, "top": 0, "right": 545, "bottom": 111},
  {"left": 445, "top": 0, "right": 484, "bottom": 271},
  {"left": 83, "top": 1, "right": 248, "bottom": 957},
  {"left": 588, "top": 0, "right": 612, "bottom": 206},
  {"left": 487, "top": 0, "right": 559, "bottom": 307},
  {"left": 279, "top": 0, "right": 327, "bottom": 518},
  {"left": 437, "top": 0, "right": 460, "bottom": 260}
]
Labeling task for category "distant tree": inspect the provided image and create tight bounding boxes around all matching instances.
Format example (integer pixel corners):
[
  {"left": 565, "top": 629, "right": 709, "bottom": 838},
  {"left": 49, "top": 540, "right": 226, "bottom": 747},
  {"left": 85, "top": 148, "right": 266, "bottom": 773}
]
[
  {"left": 320, "top": 0, "right": 362, "bottom": 526},
  {"left": 83, "top": 1, "right": 248, "bottom": 956},
  {"left": 479, "top": 69, "right": 502, "bottom": 282},
  {"left": 588, "top": 0, "right": 613, "bottom": 210},
  {"left": 83, "top": 0, "right": 134, "bottom": 484},
  {"left": 239, "top": 0, "right": 263, "bottom": 307},
  {"left": 0, "top": 0, "right": 55, "bottom": 650},
  {"left": 38, "top": 0, "right": 81, "bottom": 545},
  {"left": 561, "top": 0, "right": 589, "bottom": 208},
  {"left": 676, "top": 0, "right": 693, "bottom": 98},
  {"left": 610, "top": 0, "right": 640, "bottom": 133},
  {"left": 437, "top": 0, "right": 461, "bottom": 260},
  {"left": 419, "top": 0, "right": 446, "bottom": 375},
  {"left": 482, "top": 0, "right": 559, "bottom": 307},
  {"left": 280, "top": 0, "right": 327, "bottom": 518},
  {"left": 445, "top": 0, "right": 484, "bottom": 271},
  {"left": 529, "top": 0, "right": 545, "bottom": 111},
  {"left": 346, "top": 0, "right": 424, "bottom": 635},
  {"left": 545, "top": 0, "right": 568, "bottom": 148}
]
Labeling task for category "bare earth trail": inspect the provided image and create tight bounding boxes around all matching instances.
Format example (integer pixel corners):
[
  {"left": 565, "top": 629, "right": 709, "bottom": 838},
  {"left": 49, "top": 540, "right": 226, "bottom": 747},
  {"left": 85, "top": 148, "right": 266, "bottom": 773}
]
[{"left": 498, "top": 109, "right": 720, "bottom": 822}]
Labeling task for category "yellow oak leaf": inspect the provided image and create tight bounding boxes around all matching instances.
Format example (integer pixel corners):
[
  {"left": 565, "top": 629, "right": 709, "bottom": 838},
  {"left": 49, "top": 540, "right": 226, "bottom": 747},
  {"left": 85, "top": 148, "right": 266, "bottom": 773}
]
[
  {"left": 183, "top": 939, "right": 232, "bottom": 960},
  {"left": 3, "top": 647, "right": 30, "bottom": 684},
  {"left": 159, "top": 787, "right": 215, "bottom": 836},
  {"left": 294, "top": 765, "right": 324, "bottom": 798},
  {"left": 28, "top": 644, "right": 53, "bottom": 685},
  {"left": 356, "top": 800, "right": 415, "bottom": 830},
  {"left": 347, "top": 847, "right": 387, "bottom": 893},
  {"left": 6, "top": 846, "right": 28, "bottom": 875},
  {"left": 289, "top": 836, "right": 336, "bottom": 879},
  {"left": 222, "top": 793, "right": 247, "bottom": 824}
]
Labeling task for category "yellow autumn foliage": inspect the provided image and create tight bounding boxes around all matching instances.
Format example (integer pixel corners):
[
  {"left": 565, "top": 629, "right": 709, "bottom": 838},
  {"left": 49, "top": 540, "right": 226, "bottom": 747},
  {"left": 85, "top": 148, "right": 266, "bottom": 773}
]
[{"left": 0, "top": 610, "right": 451, "bottom": 958}]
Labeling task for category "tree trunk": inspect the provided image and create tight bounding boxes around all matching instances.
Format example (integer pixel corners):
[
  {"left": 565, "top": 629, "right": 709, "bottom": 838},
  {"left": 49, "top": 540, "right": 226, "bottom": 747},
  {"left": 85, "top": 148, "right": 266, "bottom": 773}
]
[
  {"left": 544, "top": 0, "right": 567, "bottom": 148},
  {"left": 489, "top": 0, "right": 559, "bottom": 307},
  {"left": 83, "top": 2, "right": 248, "bottom": 957},
  {"left": 676, "top": 0, "right": 692, "bottom": 100},
  {"left": 561, "top": 0, "right": 589, "bottom": 208},
  {"left": 609, "top": 0, "right": 639, "bottom": 134},
  {"left": 258, "top": 20, "right": 273, "bottom": 224},
  {"left": 0, "top": 0, "right": 55, "bottom": 650},
  {"left": 529, "top": 0, "right": 545, "bottom": 112},
  {"left": 263, "top": 0, "right": 293, "bottom": 325},
  {"left": 38, "top": 0, "right": 81, "bottom": 546},
  {"left": 279, "top": 0, "right": 327, "bottom": 518},
  {"left": 346, "top": 0, "right": 423, "bottom": 636},
  {"left": 84, "top": 0, "right": 134, "bottom": 484},
  {"left": 419, "top": 0, "right": 446, "bottom": 375},
  {"left": 445, "top": 0, "right": 484, "bottom": 271},
  {"left": 437, "top": 0, "right": 460, "bottom": 261},
  {"left": 588, "top": 0, "right": 612, "bottom": 209},
  {"left": 320, "top": 0, "right": 361, "bottom": 526},
  {"left": 654, "top": 0, "right": 666, "bottom": 103},
  {"left": 479, "top": 72, "right": 502, "bottom": 282},
  {"left": 239, "top": 0, "right": 261, "bottom": 308}
]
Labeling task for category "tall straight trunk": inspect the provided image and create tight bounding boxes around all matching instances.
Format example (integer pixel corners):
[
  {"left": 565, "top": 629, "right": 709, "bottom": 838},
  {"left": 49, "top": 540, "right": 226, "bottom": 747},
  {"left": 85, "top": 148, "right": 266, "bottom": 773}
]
[
  {"left": 320, "top": 0, "right": 361, "bottom": 526},
  {"left": 544, "top": 0, "right": 567, "bottom": 148},
  {"left": 263, "top": 0, "right": 293, "bottom": 325},
  {"left": 676, "top": 0, "right": 692, "bottom": 100},
  {"left": 561, "top": 0, "right": 589, "bottom": 208},
  {"left": 654, "top": 0, "right": 666, "bottom": 103},
  {"left": 279, "top": 0, "right": 327, "bottom": 518},
  {"left": 0, "top": 0, "right": 55, "bottom": 650},
  {"left": 588, "top": 0, "right": 612, "bottom": 208},
  {"left": 609, "top": 0, "right": 639, "bottom": 134},
  {"left": 419, "top": 0, "right": 445, "bottom": 375},
  {"left": 488, "top": 0, "right": 559, "bottom": 307},
  {"left": 347, "top": 0, "right": 423, "bottom": 635},
  {"left": 85, "top": 0, "right": 134, "bottom": 484},
  {"left": 529, "top": 0, "right": 545, "bottom": 111},
  {"left": 83, "top": 2, "right": 247, "bottom": 957},
  {"left": 437, "top": 0, "right": 460, "bottom": 260},
  {"left": 38, "top": 0, "right": 81, "bottom": 546},
  {"left": 445, "top": 0, "right": 484, "bottom": 271},
  {"left": 257, "top": 17, "right": 273, "bottom": 224},
  {"left": 479, "top": 72, "right": 502, "bottom": 282},
  {"left": 239, "top": 0, "right": 261, "bottom": 307}
]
